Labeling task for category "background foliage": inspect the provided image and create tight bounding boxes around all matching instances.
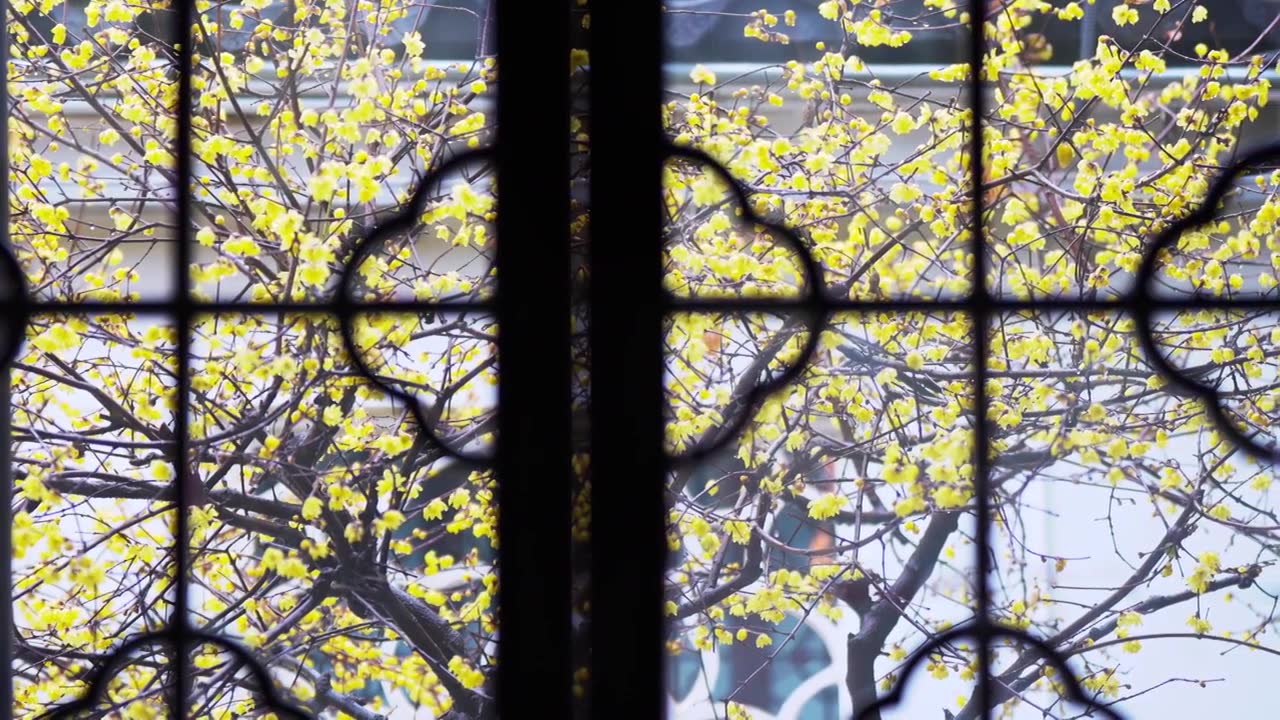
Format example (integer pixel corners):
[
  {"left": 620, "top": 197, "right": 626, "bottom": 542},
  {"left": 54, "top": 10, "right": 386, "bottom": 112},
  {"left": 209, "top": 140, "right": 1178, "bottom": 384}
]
[{"left": 6, "top": 0, "right": 1280, "bottom": 718}]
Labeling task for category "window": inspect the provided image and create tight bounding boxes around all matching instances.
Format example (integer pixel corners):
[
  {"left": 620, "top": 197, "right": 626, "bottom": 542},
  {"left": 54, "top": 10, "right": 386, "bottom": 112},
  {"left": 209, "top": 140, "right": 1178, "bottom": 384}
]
[
  {"left": 5, "top": 1, "right": 1280, "bottom": 719},
  {"left": 3, "top": 2, "right": 556, "bottom": 718},
  {"left": 658, "top": 2, "right": 1280, "bottom": 719}
]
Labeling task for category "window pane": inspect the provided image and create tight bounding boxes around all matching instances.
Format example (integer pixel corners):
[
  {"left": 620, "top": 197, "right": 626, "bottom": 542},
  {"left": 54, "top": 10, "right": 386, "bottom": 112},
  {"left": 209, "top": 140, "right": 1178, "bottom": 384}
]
[
  {"left": 983, "top": 12, "right": 1280, "bottom": 301},
  {"left": 187, "top": 2, "right": 496, "bottom": 303},
  {"left": 663, "top": 2, "right": 973, "bottom": 716},
  {"left": 8, "top": 3, "right": 178, "bottom": 301},
  {"left": 664, "top": 4, "right": 972, "bottom": 302},
  {"left": 664, "top": 1, "right": 1280, "bottom": 718},
  {"left": 663, "top": 310, "right": 978, "bottom": 718},
  {"left": 187, "top": 312, "right": 497, "bottom": 717},
  {"left": 985, "top": 306, "right": 1280, "bottom": 718},
  {"left": 7, "top": 1, "right": 503, "bottom": 717},
  {"left": 975, "top": 0, "right": 1280, "bottom": 709},
  {"left": 11, "top": 314, "right": 177, "bottom": 715}
]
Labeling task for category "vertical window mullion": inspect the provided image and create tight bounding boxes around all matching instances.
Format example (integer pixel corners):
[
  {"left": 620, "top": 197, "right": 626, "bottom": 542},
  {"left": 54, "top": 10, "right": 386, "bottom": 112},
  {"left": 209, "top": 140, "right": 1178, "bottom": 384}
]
[
  {"left": 967, "top": 0, "right": 995, "bottom": 709},
  {"left": 172, "top": 0, "right": 197, "bottom": 714},
  {"left": 494, "top": 0, "right": 574, "bottom": 717},
  {"left": 589, "top": 0, "right": 667, "bottom": 717},
  {"left": 0, "top": 0, "right": 14, "bottom": 714},
  {"left": 0, "top": 363, "right": 11, "bottom": 720}
]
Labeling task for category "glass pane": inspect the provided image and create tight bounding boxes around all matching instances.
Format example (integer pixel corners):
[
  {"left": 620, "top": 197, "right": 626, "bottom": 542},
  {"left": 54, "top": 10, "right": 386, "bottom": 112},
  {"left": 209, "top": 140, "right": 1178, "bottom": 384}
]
[
  {"left": 978, "top": 0, "right": 1280, "bottom": 715},
  {"left": 6, "top": 1, "right": 505, "bottom": 717},
  {"left": 8, "top": 2, "right": 178, "bottom": 301},
  {"left": 979, "top": 0, "right": 1280, "bottom": 715},
  {"left": 663, "top": 2, "right": 973, "bottom": 717},
  {"left": 11, "top": 314, "right": 177, "bottom": 715},
  {"left": 187, "top": 1, "right": 496, "bottom": 303},
  {"left": 187, "top": 312, "right": 497, "bottom": 717},
  {"left": 663, "top": 308, "right": 978, "bottom": 718},
  {"left": 664, "top": 2, "right": 972, "bottom": 304},
  {"left": 983, "top": 1, "right": 1280, "bottom": 300},
  {"left": 664, "top": 0, "right": 1280, "bottom": 718},
  {"left": 983, "top": 306, "right": 1280, "bottom": 718}
]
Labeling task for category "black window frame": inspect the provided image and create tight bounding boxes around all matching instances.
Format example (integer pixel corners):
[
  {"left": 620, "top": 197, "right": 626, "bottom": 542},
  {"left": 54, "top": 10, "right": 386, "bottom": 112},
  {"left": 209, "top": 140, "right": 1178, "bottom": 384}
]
[{"left": 0, "top": 0, "right": 1277, "bottom": 718}]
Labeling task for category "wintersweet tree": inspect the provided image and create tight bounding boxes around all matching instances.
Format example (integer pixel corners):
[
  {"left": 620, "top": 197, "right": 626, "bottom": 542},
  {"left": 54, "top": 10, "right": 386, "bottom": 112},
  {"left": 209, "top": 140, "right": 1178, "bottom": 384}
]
[
  {"left": 6, "top": 0, "right": 1280, "bottom": 719},
  {"left": 661, "top": 1, "right": 1280, "bottom": 718},
  {"left": 9, "top": 1, "right": 504, "bottom": 717}
]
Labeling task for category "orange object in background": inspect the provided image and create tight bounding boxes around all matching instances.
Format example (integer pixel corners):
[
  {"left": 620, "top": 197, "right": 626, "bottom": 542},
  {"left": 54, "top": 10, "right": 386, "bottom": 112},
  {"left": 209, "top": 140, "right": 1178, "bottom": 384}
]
[{"left": 702, "top": 329, "right": 723, "bottom": 354}]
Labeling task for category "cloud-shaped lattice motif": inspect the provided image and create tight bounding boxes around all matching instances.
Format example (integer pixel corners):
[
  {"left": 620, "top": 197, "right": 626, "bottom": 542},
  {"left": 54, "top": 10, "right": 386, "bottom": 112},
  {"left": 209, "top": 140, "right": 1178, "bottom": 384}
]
[
  {"left": 1134, "top": 139, "right": 1280, "bottom": 462},
  {"left": 852, "top": 625, "right": 1125, "bottom": 720},
  {"left": 662, "top": 138, "right": 1280, "bottom": 466},
  {"left": 45, "top": 629, "right": 310, "bottom": 719},
  {"left": 3, "top": 61, "right": 1280, "bottom": 720},
  {"left": 338, "top": 149, "right": 498, "bottom": 465},
  {"left": 664, "top": 144, "right": 1280, "bottom": 719},
  {"left": 0, "top": 228, "right": 31, "bottom": 369},
  {"left": 663, "top": 144, "right": 828, "bottom": 465}
]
